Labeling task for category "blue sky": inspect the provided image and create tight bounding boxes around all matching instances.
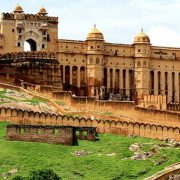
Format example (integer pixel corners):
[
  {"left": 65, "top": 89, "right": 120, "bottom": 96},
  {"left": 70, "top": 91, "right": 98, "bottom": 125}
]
[{"left": 1, "top": 0, "right": 180, "bottom": 47}]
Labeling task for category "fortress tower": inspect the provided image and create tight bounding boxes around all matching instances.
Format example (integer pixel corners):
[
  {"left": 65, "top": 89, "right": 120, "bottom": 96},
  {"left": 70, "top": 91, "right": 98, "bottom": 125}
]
[
  {"left": 0, "top": 4, "right": 58, "bottom": 53},
  {"left": 134, "top": 29, "right": 151, "bottom": 97},
  {"left": 86, "top": 25, "right": 105, "bottom": 96}
]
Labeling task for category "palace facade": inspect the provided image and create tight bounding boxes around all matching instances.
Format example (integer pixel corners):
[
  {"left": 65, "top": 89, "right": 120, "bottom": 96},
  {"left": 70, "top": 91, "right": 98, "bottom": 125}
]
[{"left": 0, "top": 5, "right": 180, "bottom": 102}]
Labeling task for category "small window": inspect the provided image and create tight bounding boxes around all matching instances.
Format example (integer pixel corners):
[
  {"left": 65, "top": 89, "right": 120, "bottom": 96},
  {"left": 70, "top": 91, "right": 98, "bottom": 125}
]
[
  {"left": 96, "top": 58, "right": 100, "bottom": 64},
  {"left": 91, "top": 46, "right": 93, "bottom": 49},
  {"left": 55, "top": 129, "right": 59, "bottom": 134},
  {"left": 42, "top": 44, "right": 45, "bottom": 49},
  {"left": 43, "top": 31, "right": 46, "bottom": 35},
  {"left": 47, "top": 34, "right": 50, "bottom": 41},
  {"left": 12, "top": 29, "right": 15, "bottom": 32},
  {"left": 114, "top": 50, "right": 118, "bottom": 56},
  {"left": 37, "top": 129, "right": 41, "bottom": 134},
  {"left": 97, "top": 45, "right": 100, "bottom": 48},
  {"left": 18, "top": 29, "right": 22, "bottom": 34},
  {"left": 17, "top": 42, "right": 21, "bottom": 47},
  {"left": 66, "top": 46, "right": 68, "bottom": 48},
  {"left": 138, "top": 49, "right": 141, "bottom": 52},
  {"left": 20, "top": 128, "right": 24, "bottom": 134}
]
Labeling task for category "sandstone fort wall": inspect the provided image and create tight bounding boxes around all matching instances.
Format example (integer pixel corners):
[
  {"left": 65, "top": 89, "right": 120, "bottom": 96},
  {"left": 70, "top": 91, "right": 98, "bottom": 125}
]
[
  {"left": 0, "top": 107, "right": 179, "bottom": 141},
  {"left": 6, "top": 125, "right": 74, "bottom": 145}
]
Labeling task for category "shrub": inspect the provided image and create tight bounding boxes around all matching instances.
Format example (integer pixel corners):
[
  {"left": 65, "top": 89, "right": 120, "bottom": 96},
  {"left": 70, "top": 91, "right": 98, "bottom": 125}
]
[{"left": 12, "top": 169, "right": 61, "bottom": 180}]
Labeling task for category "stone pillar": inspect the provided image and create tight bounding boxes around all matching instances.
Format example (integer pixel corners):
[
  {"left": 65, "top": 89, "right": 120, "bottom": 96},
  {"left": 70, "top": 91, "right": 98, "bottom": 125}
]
[
  {"left": 63, "top": 65, "right": 65, "bottom": 84},
  {"left": 77, "top": 67, "right": 80, "bottom": 88},
  {"left": 167, "top": 72, "right": 172, "bottom": 103},
  {"left": 77, "top": 67, "right": 81, "bottom": 95},
  {"left": 70, "top": 66, "right": 72, "bottom": 85},
  {"left": 154, "top": 70, "right": 158, "bottom": 95},
  {"left": 107, "top": 68, "right": 110, "bottom": 93},
  {"left": 175, "top": 72, "right": 179, "bottom": 102},
  {"left": 160, "top": 71, "right": 165, "bottom": 96},
  {"left": 112, "top": 68, "right": 115, "bottom": 92},
  {"left": 84, "top": 68, "right": 87, "bottom": 84},
  {"left": 120, "top": 69, "right": 123, "bottom": 95},
  {"left": 126, "top": 69, "right": 130, "bottom": 96}
]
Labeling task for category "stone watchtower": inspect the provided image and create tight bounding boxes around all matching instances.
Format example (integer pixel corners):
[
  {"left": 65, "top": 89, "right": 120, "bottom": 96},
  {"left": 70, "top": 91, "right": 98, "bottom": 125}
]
[
  {"left": 86, "top": 25, "right": 105, "bottom": 96},
  {"left": 133, "top": 29, "right": 151, "bottom": 97},
  {"left": 0, "top": 4, "right": 58, "bottom": 54}
]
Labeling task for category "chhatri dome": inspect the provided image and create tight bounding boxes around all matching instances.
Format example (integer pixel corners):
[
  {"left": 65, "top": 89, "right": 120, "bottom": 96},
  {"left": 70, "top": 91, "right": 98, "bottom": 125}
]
[
  {"left": 38, "top": 7, "right": 48, "bottom": 15},
  {"left": 14, "top": 4, "right": 24, "bottom": 13},
  {"left": 134, "top": 28, "right": 150, "bottom": 44},
  {"left": 86, "top": 25, "right": 104, "bottom": 41}
]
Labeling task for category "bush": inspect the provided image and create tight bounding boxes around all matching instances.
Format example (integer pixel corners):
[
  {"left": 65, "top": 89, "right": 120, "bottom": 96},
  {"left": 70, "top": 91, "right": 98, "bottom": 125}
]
[
  {"left": 12, "top": 169, "right": 61, "bottom": 180},
  {"left": 30, "top": 169, "right": 61, "bottom": 180}
]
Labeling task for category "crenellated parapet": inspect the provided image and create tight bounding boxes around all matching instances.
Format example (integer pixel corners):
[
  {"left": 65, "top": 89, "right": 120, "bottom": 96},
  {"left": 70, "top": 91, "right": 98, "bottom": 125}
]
[
  {"left": 1, "top": 13, "right": 58, "bottom": 23},
  {"left": 0, "top": 106, "right": 180, "bottom": 141},
  {"left": 140, "top": 94, "right": 167, "bottom": 110},
  {"left": 0, "top": 51, "right": 57, "bottom": 61}
]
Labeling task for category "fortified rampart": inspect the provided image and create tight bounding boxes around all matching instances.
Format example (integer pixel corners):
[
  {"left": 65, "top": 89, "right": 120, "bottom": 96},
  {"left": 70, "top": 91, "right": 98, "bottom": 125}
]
[
  {"left": 7, "top": 124, "right": 74, "bottom": 145},
  {"left": 1, "top": 107, "right": 180, "bottom": 141},
  {"left": 6, "top": 124, "right": 97, "bottom": 145}
]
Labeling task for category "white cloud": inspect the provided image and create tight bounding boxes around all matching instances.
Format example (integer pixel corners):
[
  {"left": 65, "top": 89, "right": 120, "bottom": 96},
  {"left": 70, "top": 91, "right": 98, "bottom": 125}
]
[
  {"left": 1, "top": 0, "right": 180, "bottom": 47},
  {"left": 148, "top": 25, "right": 180, "bottom": 47}
]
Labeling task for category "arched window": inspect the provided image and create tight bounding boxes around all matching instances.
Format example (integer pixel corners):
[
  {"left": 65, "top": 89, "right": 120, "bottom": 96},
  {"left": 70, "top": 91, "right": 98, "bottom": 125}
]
[
  {"left": 96, "top": 58, "right": 100, "bottom": 64},
  {"left": 143, "top": 61, "right": 147, "bottom": 67},
  {"left": 137, "top": 61, "right": 141, "bottom": 67},
  {"left": 89, "top": 57, "right": 93, "bottom": 64}
]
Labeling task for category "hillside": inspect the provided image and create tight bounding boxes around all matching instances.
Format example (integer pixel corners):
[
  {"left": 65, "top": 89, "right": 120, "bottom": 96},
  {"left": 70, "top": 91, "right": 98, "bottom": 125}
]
[{"left": 0, "top": 122, "right": 179, "bottom": 180}]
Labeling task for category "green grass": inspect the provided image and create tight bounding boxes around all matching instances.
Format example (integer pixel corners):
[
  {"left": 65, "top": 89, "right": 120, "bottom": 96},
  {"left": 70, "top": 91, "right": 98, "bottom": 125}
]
[
  {"left": 54, "top": 101, "right": 66, "bottom": 107},
  {"left": 0, "top": 122, "right": 179, "bottom": 180},
  {"left": 0, "top": 90, "right": 17, "bottom": 101},
  {"left": 20, "top": 98, "right": 47, "bottom": 105},
  {"left": 0, "top": 90, "right": 48, "bottom": 106}
]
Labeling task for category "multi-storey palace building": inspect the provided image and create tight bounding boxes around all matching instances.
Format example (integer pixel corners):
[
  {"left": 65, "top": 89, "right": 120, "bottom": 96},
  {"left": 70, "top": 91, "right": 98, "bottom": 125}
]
[{"left": 0, "top": 5, "right": 180, "bottom": 102}]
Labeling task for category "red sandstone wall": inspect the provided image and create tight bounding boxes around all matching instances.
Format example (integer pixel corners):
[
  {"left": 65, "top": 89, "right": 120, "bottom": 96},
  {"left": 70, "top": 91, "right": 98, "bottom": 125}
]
[
  {"left": 0, "top": 107, "right": 180, "bottom": 141},
  {"left": 6, "top": 126, "right": 74, "bottom": 145}
]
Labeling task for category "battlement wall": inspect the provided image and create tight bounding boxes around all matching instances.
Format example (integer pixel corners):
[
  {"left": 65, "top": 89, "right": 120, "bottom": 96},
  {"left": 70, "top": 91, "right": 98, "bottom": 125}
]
[
  {"left": 0, "top": 107, "right": 180, "bottom": 141},
  {"left": 1, "top": 13, "right": 58, "bottom": 23}
]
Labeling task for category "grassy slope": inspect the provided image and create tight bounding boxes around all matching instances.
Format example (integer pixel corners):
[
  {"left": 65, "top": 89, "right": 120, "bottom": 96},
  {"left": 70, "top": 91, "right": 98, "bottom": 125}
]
[{"left": 0, "top": 122, "right": 179, "bottom": 180}]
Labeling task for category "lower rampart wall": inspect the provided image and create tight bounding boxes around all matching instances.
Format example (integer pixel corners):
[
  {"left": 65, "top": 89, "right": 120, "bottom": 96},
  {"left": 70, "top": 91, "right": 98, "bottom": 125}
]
[
  {"left": 7, "top": 125, "right": 74, "bottom": 145},
  {"left": 0, "top": 107, "right": 180, "bottom": 141}
]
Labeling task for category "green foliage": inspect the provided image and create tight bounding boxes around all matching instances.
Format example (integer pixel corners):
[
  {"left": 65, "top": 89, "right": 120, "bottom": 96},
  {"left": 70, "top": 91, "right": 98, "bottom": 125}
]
[
  {"left": 12, "top": 176, "right": 25, "bottom": 180},
  {"left": 54, "top": 101, "right": 66, "bottom": 106},
  {"left": 65, "top": 114, "right": 80, "bottom": 118},
  {"left": 0, "top": 90, "right": 17, "bottom": 101},
  {"left": 0, "top": 122, "right": 179, "bottom": 180},
  {"left": 30, "top": 169, "right": 61, "bottom": 180},
  {"left": 12, "top": 169, "right": 61, "bottom": 180},
  {"left": 21, "top": 98, "right": 47, "bottom": 105}
]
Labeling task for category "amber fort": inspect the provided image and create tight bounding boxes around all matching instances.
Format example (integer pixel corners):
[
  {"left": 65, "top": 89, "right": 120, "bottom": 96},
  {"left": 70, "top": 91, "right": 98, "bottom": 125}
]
[{"left": 0, "top": 4, "right": 179, "bottom": 142}]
